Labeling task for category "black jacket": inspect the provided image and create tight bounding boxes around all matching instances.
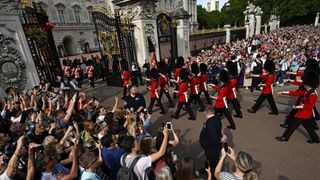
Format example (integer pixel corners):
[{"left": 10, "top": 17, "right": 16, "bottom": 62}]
[{"left": 199, "top": 115, "right": 222, "bottom": 157}]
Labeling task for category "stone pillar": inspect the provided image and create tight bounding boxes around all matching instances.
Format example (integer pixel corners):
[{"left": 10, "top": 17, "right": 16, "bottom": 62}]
[
  {"left": 248, "top": 13, "right": 255, "bottom": 37},
  {"left": 264, "top": 24, "right": 268, "bottom": 33},
  {"left": 225, "top": 24, "right": 231, "bottom": 44},
  {"left": 254, "top": 6, "right": 263, "bottom": 35},
  {"left": 115, "top": 0, "right": 159, "bottom": 66},
  {"left": 0, "top": 1, "right": 40, "bottom": 96},
  {"left": 245, "top": 22, "right": 250, "bottom": 39},
  {"left": 315, "top": 12, "right": 319, "bottom": 27},
  {"left": 174, "top": 7, "right": 191, "bottom": 58}
]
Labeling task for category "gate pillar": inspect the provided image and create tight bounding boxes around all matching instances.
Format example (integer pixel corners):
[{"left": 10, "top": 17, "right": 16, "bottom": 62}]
[
  {"left": 173, "top": 7, "right": 191, "bottom": 58},
  {"left": 0, "top": 0, "right": 40, "bottom": 96},
  {"left": 114, "top": 0, "right": 159, "bottom": 66}
]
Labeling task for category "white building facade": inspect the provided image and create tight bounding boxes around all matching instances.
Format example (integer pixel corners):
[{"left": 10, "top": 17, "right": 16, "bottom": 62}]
[{"left": 38, "top": 0, "right": 114, "bottom": 57}]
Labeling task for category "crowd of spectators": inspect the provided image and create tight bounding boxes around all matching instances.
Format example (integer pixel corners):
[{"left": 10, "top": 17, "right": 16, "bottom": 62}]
[{"left": 1, "top": 25, "right": 320, "bottom": 180}]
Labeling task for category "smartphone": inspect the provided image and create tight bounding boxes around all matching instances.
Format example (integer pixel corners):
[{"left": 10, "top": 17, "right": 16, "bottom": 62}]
[
  {"left": 205, "top": 160, "right": 209, "bottom": 169},
  {"left": 166, "top": 122, "right": 172, "bottom": 130},
  {"left": 223, "top": 142, "right": 229, "bottom": 153}
]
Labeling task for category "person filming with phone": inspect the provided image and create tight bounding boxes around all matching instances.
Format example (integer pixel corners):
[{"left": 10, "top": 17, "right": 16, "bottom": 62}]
[
  {"left": 199, "top": 105, "right": 222, "bottom": 179},
  {"left": 213, "top": 147, "right": 258, "bottom": 180}
]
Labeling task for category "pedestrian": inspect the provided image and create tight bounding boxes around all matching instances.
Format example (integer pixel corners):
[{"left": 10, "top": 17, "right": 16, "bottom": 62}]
[
  {"left": 172, "top": 57, "right": 185, "bottom": 99},
  {"left": 158, "top": 61, "right": 174, "bottom": 108},
  {"left": 85, "top": 60, "right": 95, "bottom": 87},
  {"left": 199, "top": 105, "right": 222, "bottom": 179}
]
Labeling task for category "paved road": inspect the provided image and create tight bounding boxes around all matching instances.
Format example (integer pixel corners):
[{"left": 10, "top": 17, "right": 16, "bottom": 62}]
[{"left": 84, "top": 82, "right": 320, "bottom": 180}]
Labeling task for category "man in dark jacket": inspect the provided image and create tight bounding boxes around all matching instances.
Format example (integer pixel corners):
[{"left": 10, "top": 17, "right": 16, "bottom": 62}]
[{"left": 199, "top": 105, "right": 222, "bottom": 178}]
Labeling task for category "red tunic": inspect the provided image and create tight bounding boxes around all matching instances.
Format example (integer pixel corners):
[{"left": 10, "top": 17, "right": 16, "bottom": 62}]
[
  {"left": 295, "top": 92, "right": 318, "bottom": 119},
  {"left": 189, "top": 76, "right": 200, "bottom": 95},
  {"left": 85, "top": 66, "right": 94, "bottom": 78},
  {"left": 226, "top": 78, "right": 237, "bottom": 99},
  {"left": 296, "top": 71, "right": 304, "bottom": 77},
  {"left": 290, "top": 80, "right": 303, "bottom": 86},
  {"left": 214, "top": 85, "right": 229, "bottom": 108},
  {"left": 74, "top": 66, "right": 81, "bottom": 79},
  {"left": 122, "top": 70, "right": 131, "bottom": 86},
  {"left": 159, "top": 73, "right": 169, "bottom": 90},
  {"left": 63, "top": 66, "right": 71, "bottom": 77},
  {"left": 177, "top": 81, "right": 189, "bottom": 102},
  {"left": 149, "top": 79, "right": 160, "bottom": 99},
  {"left": 258, "top": 74, "right": 274, "bottom": 94},
  {"left": 199, "top": 74, "right": 208, "bottom": 91}
]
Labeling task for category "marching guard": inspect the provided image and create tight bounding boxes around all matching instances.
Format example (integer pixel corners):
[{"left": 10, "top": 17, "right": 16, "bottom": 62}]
[
  {"left": 210, "top": 70, "right": 236, "bottom": 130},
  {"left": 171, "top": 68, "right": 196, "bottom": 120},
  {"left": 146, "top": 68, "right": 166, "bottom": 115},
  {"left": 188, "top": 63, "right": 205, "bottom": 112},
  {"left": 85, "top": 60, "right": 95, "bottom": 88},
  {"left": 121, "top": 65, "right": 131, "bottom": 99},
  {"left": 226, "top": 61, "right": 243, "bottom": 118},
  {"left": 248, "top": 60, "right": 279, "bottom": 115},
  {"left": 158, "top": 61, "right": 174, "bottom": 108},
  {"left": 199, "top": 63, "right": 212, "bottom": 104},
  {"left": 276, "top": 70, "right": 319, "bottom": 143}
]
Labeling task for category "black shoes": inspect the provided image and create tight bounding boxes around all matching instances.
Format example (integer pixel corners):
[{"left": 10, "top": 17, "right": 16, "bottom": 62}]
[
  {"left": 227, "top": 125, "right": 236, "bottom": 130},
  {"left": 280, "top": 124, "right": 289, "bottom": 128},
  {"left": 314, "top": 125, "right": 319, "bottom": 130},
  {"left": 307, "top": 139, "right": 320, "bottom": 144},
  {"left": 198, "top": 109, "right": 204, "bottom": 112},
  {"left": 160, "top": 111, "right": 166, "bottom": 115},
  {"left": 171, "top": 115, "right": 178, "bottom": 119},
  {"left": 269, "top": 112, "right": 279, "bottom": 115},
  {"left": 275, "top": 136, "right": 289, "bottom": 142},
  {"left": 188, "top": 117, "right": 196, "bottom": 121},
  {"left": 234, "top": 114, "right": 243, "bottom": 118},
  {"left": 247, "top": 109, "right": 256, "bottom": 113}
]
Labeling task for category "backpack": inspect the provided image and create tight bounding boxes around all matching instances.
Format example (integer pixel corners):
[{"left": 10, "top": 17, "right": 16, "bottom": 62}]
[{"left": 117, "top": 154, "right": 142, "bottom": 180}]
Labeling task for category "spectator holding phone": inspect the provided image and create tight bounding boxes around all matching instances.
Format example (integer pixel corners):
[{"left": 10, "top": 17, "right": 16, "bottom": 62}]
[{"left": 214, "top": 147, "right": 257, "bottom": 180}]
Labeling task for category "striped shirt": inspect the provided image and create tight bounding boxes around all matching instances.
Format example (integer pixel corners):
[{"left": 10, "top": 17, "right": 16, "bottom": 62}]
[{"left": 220, "top": 172, "right": 243, "bottom": 180}]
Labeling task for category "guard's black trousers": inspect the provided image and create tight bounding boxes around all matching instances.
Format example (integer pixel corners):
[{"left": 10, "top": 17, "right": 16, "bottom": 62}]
[
  {"left": 174, "top": 102, "right": 195, "bottom": 119},
  {"left": 159, "top": 90, "right": 174, "bottom": 107},
  {"left": 227, "top": 98, "right": 242, "bottom": 116},
  {"left": 251, "top": 93, "right": 278, "bottom": 113},
  {"left": 148, "top": 98, "right": 166, "bottom": 114},
  {"left": 188, "top": 94, "right": 205, "bottom": 110},
  {"left": 89, "top": 77, "right": 95, "bottom": 87},
  {"left": 199, "top": 90, "right": 212, "bottom": 104},
  {"left": 282, "top": 118, "right": 319, "bottom": 141},
  {"left": 214, "top": 107, "right": 236, "bottom": 128}
]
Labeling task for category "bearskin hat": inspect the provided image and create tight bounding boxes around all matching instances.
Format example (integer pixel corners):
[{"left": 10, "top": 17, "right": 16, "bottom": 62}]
[
  {"left": 190, "top": 63, "right": 199, "bottom": 74},
  {"left": 150, "top": 68, "right": 159, "bottom": 79},
  {"left": 302, "top": 70, "right": 319, "bottom": 88},
  {"left": 176, "top": 56, "right": 185, "bottom": 68},
  {"left": 264, "top": 60, "right": 275, "bottom": 73},
  {"left": 305, "top": 59, "right": 320, "bottom": 75},
  {"left": 219, "top": 70, "right": 230, "bottom": 83},
  {"left": 86, "top": 59, "right": 93, "bottom": 66},
  {"left": 62, "top": 59, "right": 68, "bottom": 66},
  {"left": 179, "top": 68, "right": 189, "bottom": 81},
  {"left": 227, "top": 61, "right": 238, "bottom": 76},
  {"left": 200, "top": 63, "right": 208, "bottom": 74},
  {"left": 158, "top": 61, "right": 169, "bottom": 74}
]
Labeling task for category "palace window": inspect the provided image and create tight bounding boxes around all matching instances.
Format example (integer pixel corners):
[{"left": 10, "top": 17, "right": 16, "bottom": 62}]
[
  {"left": 58, "top": 10, "right": 65, "bottom": 23},
  {"left": 74, "top": 10, "right": 81, "bottom": 23}
]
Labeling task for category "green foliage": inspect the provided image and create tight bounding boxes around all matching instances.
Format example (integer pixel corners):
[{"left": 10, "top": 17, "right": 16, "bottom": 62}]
[{"left": 197, "top": 0, "right": 320, "bottom": 30}]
